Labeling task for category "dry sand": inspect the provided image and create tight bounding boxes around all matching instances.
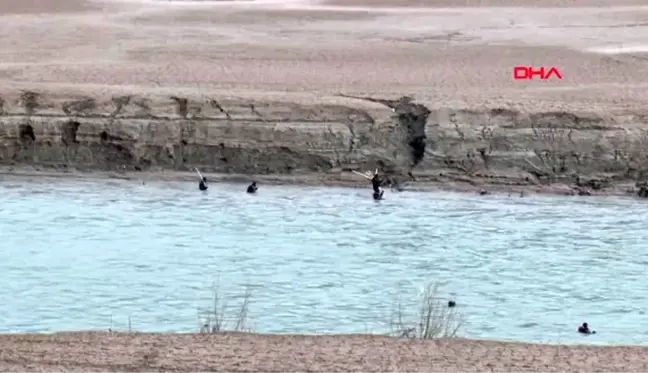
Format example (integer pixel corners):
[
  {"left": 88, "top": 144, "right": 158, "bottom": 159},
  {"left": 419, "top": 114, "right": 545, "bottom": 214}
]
[
  {"left": 0, "top": 0, "right": 101, "bottom": 14},
  {"left": 2, "top": 332, "right": 648, "bottom": 372},
  {"left": 1, "top": 0, "right": 648, "bottom": 110},
  {"left": 323, "top": 0, "right": 648, "bottom": 7}
]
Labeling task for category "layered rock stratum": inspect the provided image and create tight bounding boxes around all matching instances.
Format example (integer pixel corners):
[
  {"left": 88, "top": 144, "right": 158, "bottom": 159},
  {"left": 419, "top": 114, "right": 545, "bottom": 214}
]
[{"left": 1, "top": 90, "right": 647, "bottom": 193}]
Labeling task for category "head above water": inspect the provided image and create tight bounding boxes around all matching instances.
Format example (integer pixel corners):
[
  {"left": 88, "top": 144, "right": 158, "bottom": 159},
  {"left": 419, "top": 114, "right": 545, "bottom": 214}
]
[
  {"left": 578, "top": 322, "right": 595, "bottom": 334},
  {"left": 202, "top": 177, "right": 207, "bottom": 182}
]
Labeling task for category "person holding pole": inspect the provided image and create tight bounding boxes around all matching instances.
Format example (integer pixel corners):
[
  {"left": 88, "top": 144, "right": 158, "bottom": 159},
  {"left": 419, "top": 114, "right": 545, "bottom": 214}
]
[
  {"left": 352, "top": 168, "right": 384, "bottom": 200},
  {"left": 199, "top": 177, "right": 208, "bottom": 191},
  {"left": 195, "top": 168, "right": 208, "bottom": 191}
]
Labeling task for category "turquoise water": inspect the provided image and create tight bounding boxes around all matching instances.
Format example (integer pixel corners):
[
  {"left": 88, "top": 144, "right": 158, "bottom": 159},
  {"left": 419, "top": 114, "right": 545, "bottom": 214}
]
[{"left": 1, "top": 177, "right": 647, "bottom": 345}]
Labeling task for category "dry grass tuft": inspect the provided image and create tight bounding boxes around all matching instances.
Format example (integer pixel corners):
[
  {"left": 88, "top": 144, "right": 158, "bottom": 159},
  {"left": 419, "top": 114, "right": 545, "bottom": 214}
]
[
  {"left": 199, "top": 283, "right": 253, "bottom": 333},
  {"left": 390, "top": 282, "right": 462, "bottom": 339}
]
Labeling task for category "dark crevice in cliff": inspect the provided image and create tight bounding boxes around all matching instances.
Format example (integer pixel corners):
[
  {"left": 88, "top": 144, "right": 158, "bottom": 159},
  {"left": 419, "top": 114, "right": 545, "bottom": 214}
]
[
  {"left": 337, "top": 94, "right": 431, "bottom": 170},
  {"left": 11, "top": 123, "right": 36, "bottom": 162},
  {"left": 18, "top": 123, "right": 35, "bottom": 146},
  {"left": 386, "top": 97, "right": 430, "bottom": 168},
  {"left": 170, "top": 96, "right": 189, "bottom": 118},
  {"left": 62, "top": 120, "right": 80, "bottom": 146}
]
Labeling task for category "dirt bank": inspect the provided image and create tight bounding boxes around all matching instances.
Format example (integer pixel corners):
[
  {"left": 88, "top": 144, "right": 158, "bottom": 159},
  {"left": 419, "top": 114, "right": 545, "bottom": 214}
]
[
  {"left": 1, "top": 332, "right": 647, "bottom": 372},
  {"left": 1, "top": 90, "right": 647, "bottom": 196}
]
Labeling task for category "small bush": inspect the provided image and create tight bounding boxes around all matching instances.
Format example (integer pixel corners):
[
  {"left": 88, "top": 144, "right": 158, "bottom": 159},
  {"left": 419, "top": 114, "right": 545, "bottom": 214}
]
[
  {"left": 390, "top": 282, "right": 462, "bottom": 339},
  {"left": 199, "top": 284, "right": 252, "bottom": 333}
]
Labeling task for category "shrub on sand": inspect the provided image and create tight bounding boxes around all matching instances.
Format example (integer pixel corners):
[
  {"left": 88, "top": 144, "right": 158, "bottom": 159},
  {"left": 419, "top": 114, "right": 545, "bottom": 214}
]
[
  {"left": 199, "top": 284, "right": 252, "bottom": 333},
  {"left": 390, "top": 282, "right": 462, "bottom": 339}
]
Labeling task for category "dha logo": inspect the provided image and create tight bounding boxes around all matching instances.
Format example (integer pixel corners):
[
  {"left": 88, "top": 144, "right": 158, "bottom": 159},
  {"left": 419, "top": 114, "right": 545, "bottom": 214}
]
[{"left": 513, "top": 66, "right": 563, "bottom": 80}]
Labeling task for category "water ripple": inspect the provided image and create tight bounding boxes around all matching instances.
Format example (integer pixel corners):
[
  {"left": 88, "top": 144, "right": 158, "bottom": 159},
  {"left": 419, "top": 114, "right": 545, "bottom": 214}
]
[{"left": 1, "top": 180, "right": 647, "bottom": 344}]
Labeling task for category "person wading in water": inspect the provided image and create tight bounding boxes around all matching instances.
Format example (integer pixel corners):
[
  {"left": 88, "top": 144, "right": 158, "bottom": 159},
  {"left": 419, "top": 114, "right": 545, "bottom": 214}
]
[
  {"left": 352, "top": 168, "right": 384, "bottom": 200},
  {"left": 194, "top": 168, "right": 208, "bottom": 192},
  {"left": 578, "top": 322, "right": 595, "bottom": 334},
  {"left": 199, "top": 177, "right": 208, "bottom": 191},
  {"left": 371, "top": 171, "right": 384, "bottom": 200},
  {"left": 247, "top": 181, "right": 258, "bottom": 194}
]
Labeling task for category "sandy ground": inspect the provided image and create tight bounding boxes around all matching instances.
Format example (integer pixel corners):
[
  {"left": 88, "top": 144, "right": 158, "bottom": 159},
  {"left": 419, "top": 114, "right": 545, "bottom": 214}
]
[
  {"left": 0, "top": 0, "right": 101, "bottom": 14},
  {"left": 324, "top": 0, "right": 648, "bottom": 7},
  {"left": 0, "top": 0, "right": 648, "bottom": 111},
  {"left": 2, "top": 332, "right": 648, "bottom": 372}
]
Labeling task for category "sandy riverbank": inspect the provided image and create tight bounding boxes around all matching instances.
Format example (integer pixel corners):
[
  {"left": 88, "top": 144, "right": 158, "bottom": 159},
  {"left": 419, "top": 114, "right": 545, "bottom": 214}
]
[{"left": 1, "top": 332, "right": 648, "bottom": 372}]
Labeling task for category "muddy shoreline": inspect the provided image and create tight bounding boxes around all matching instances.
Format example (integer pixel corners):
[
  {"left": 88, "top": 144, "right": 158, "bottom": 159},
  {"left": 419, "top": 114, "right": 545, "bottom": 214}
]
[
  {"left": 0, "top": 165, "right": 641, "bottom": 199},
  {"left": 1, "top": 332, "right": 648, "bottom": 372}
]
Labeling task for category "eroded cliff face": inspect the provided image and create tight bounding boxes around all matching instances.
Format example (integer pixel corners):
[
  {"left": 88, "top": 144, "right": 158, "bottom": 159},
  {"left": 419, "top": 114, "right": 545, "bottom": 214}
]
[
  {"left": 421, "top": 107, "right": 648, "bottom": 191},
  {"left": 1, "top": 90, "right": 648, "bottom": 192},
  {"left": 0, "top": 91, "right": 417, "bottom": 175}
]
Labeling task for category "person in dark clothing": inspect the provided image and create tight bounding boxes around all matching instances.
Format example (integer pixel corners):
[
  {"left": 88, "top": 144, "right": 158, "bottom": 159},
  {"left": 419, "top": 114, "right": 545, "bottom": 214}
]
[
  {"left": 247, "top": 181, "right": 258, "bottom": 194},
  {"left": 371, "top": 172, "right": 384, "bottom": 200},
  {"left": 199, "top": 177, "right": 208, "bottom": 191},
  {"left": 578, "top": 322, "right": 595, "bottom": 334},
  {"left": 351, "top": 168, "right": 385, "bottom": 199}
]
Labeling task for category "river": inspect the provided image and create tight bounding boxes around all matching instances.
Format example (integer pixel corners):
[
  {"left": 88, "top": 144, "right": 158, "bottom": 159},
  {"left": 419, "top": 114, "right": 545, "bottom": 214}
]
[{"left": 1, "top": 178, "right": 646, "bottom": 345}]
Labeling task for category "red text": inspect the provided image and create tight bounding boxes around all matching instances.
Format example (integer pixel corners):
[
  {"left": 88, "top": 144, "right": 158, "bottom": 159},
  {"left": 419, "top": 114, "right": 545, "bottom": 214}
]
[{"left": 513, "top": 66, "right": 563, "bottom": 81}]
